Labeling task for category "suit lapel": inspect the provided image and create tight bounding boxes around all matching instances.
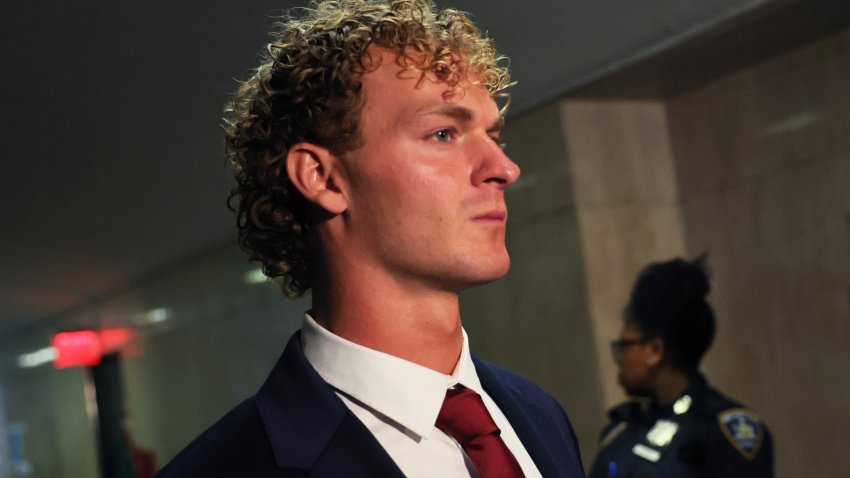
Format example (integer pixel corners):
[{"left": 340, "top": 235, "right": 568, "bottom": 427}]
[
  {"left": 308, "top": 413, "right": 404, "bottom": 477},
  {"left": 474, "top": 357, "right": 566, "bottom": 478},
  {"left": 255, "top": 332, "right": 403, "bottom": 476}
]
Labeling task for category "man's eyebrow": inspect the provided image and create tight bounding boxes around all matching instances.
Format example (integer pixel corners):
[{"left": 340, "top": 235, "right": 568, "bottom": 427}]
[
  {"left": 417, "top": 104, "right": 504, "bottom": 132},
  {"left": 419, "top": 104, "right": 474, "bottom": 122},
  {"left": 487, "top": 116, "right": 505, "bottom": 134}
]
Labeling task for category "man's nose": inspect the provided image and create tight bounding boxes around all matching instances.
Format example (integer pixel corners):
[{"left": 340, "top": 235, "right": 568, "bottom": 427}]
[{"left": 470, "top": 137, "right": 521, "bottom": 189}]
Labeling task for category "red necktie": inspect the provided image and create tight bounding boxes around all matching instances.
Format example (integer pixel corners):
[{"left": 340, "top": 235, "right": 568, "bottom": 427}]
[{"left": 436, "top": 386, "right": 525, "bottom": 478}]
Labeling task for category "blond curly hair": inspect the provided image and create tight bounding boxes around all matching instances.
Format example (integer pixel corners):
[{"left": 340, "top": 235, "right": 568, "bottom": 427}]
[{"left": 225, "top": 0, "right": 513, "bottom": 297}]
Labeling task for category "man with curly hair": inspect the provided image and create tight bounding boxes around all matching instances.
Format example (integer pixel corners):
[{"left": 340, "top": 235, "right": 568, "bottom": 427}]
[{"left": 157, "top": 1, "right": 584, "bottom": 476}]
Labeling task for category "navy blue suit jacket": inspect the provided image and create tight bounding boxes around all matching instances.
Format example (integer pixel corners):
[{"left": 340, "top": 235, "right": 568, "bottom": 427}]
[{"left": 157, "top": 332, "right": 585, "bottom": 477}]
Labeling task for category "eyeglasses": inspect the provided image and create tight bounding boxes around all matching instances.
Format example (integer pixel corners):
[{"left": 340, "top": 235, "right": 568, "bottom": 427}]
[{"left": 610, "top": 337, "right": 652, "bottom": 361}]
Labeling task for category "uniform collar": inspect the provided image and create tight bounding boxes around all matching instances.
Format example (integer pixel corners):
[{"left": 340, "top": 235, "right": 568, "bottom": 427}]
[{"left": 647, "top": 373, "right": 710, "bottom": 417}]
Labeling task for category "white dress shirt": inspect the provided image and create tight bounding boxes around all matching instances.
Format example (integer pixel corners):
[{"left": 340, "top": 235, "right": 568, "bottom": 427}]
[{"left": 301, "top": 314, "right": 542, "bottom": 477}]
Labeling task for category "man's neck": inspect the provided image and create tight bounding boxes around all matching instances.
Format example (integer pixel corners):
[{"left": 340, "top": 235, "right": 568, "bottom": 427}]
[{"left": 310, "top": 277, "right": 464, "bottom": 375}]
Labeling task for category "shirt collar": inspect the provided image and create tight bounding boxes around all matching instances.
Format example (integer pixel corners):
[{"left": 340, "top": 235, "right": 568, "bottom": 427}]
[{"left": 301, "top": 313, "right": 483, "bottom": 439}]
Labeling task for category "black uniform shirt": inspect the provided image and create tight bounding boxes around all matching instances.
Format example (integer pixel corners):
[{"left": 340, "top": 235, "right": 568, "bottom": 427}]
[{"left": 589, "top": 375, "right": 773, "bottom": 478}]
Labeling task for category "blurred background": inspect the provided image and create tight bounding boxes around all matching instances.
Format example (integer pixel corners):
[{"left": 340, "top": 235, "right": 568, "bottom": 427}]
[{"left": 1, "top": 0, "right": 848, "bottom": 476}]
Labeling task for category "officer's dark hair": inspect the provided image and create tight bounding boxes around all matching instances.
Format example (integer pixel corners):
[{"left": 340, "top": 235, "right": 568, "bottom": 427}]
[{"left": 625, "top": 255, "right": 715, "bottom": 375}]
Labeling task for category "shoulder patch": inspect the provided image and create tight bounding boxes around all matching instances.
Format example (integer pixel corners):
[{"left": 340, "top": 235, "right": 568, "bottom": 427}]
[{"left": 717, "top": 408, "right": 763, "bottom": 459}]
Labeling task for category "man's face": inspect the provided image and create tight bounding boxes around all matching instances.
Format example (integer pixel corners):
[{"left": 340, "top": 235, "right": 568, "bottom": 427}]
[{"left": 338, "top": 49, "right": 520, "bottom": 293}]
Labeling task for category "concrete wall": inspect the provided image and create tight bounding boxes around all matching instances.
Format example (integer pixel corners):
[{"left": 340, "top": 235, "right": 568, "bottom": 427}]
[
  {"left": 0, "top": 247, "right": 307, "bottom": 477},
  {"left": 1, "top": 363, "right": 97, "bottom": 478}
]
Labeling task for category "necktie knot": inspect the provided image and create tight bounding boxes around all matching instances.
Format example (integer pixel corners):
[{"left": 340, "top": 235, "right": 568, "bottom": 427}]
[
  {"left": 437, "top": 386, "right": 500, "bottom": 444},
  {"left": 436, "top": 386, "right": 525, "bottom": 478}
]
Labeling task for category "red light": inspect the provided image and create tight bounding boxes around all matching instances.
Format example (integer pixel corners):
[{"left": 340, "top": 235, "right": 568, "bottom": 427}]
[
  {"left": 100, "top": 328, "right": 133, "bottom": 354},
  {"left": 51, "top": 328, "right": 135, "bottom": 369},
  {"left": 52, "top": 331, "right": 102, "bottom": 368}
]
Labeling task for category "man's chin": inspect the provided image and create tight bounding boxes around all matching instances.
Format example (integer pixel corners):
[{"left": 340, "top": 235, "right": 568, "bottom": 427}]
[
  {"left": 439, "top": 252, "right": 511, "bottom": 291},
  {"left": 474, "top": 258, "right": 511, "bottom": 284},
  {"left": 448, "top": 267, "right": 510, "bottom": 293}
]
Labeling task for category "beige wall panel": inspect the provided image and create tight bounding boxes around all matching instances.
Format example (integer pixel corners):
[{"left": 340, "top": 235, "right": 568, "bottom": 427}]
[
  {"left": 561, "top": 101, "right": 681, "bottom": 208},
  {"left": 560, "top": 100, "right": 688, "bottom": 416},
  {"left": 572, "top": 203, "right": 689, "bottom": 407}
]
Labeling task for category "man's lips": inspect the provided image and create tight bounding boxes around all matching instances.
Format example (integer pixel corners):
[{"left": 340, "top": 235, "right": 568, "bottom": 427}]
[{"left": 472, "top": 210, "right": 507, "bottom": 223}]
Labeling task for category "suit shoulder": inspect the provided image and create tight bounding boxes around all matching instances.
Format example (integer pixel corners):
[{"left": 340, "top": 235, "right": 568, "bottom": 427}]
[
  {"left": 473, "top": 357, "right": 574, "bottom": 433},
  {"left": 156, "top": 397, "right": 277, "bottom": 477},
  {"left": 474, "top": 358, "right": 554, "bottom": 400}
]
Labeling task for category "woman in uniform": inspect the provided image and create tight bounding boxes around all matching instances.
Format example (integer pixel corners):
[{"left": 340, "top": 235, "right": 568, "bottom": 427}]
[{"left": 589, "top": 257, "right": 773, "bottom": 478}]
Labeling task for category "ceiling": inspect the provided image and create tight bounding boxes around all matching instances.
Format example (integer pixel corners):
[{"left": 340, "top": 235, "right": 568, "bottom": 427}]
[{"left": 2, "top": 0, "right": 785, "bottom": 336}]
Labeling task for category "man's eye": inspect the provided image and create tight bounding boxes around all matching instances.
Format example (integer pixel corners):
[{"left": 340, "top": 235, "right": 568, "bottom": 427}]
[{"left": 432, "top": 130, "right": 452, "bottom": 142}]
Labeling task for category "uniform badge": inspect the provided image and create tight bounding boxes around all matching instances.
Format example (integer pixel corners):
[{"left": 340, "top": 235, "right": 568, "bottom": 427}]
[
  {"left": 632, "top": 443, "right": 661, "bottom": 462},
  {"left": 718, "top": 408, "right": 763, "bottom": 459},
  {"left": 646, "top": 419, "right": 679, "bottom": 447},
  {"left": 673, "top": 394, "right": 692, "bottom": 415}
]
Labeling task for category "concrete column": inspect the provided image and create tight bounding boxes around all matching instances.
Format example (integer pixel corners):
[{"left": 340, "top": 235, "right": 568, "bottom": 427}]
[{"left": 559, "top": 100, "right": 688, "bottom": 410}]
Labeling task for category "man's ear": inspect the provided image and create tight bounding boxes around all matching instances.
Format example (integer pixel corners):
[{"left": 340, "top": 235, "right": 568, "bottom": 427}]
[{"left": 285, "top": 143, "right": 348, "bottom": 215}]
